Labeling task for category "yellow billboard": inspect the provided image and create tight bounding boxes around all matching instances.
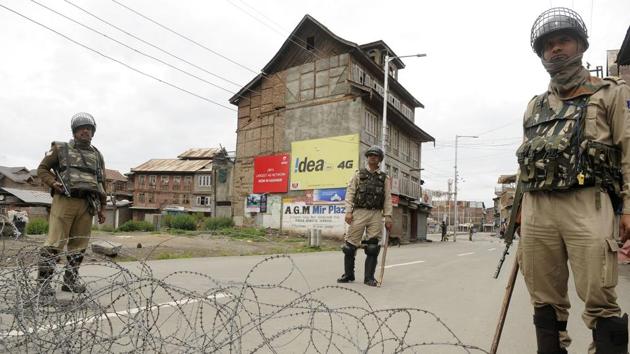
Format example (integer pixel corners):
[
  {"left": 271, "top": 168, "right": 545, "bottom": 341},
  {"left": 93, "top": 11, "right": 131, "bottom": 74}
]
[{"left": 290, "top": 134, "right": 359, "bottom": 190}]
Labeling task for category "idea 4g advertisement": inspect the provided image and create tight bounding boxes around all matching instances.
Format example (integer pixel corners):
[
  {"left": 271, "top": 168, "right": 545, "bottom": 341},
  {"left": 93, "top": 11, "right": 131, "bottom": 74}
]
[{"left": 289, "top": 134, "right": 359, "bottom": 190}]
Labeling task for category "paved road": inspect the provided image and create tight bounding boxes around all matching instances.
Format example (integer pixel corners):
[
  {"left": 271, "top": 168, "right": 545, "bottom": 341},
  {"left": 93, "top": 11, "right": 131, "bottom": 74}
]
[{"left": 34, "top": 233, "right": 630, "bottom": 352}]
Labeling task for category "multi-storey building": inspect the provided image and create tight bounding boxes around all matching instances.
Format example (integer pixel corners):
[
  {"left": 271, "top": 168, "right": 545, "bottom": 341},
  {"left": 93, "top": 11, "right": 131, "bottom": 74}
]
[
  {"left": 229, "top": 15, "right": 434, "bottom": 242},
  {"left": 128, "top": 148, "right": 233, "bottom": 221}
]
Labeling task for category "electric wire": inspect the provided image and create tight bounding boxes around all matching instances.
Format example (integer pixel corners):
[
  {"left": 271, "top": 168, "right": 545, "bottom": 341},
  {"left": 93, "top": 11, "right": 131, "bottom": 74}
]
[
  {"left": 0, "top": 3, "right": 236, "bottom": 111},
  {"left": 31, "top": 0, "right": 239, "bottom": 97}
]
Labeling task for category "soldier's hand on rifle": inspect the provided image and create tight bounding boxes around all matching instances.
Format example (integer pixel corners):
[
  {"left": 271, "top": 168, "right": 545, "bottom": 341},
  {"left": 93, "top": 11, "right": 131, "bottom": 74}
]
[
  {"left": 344, "top": 213, "right": 353, "bottom": 225},
  {"left": 97, "top": 210, "right": 106, "bottom": 224},
  {"left": 620, "top": 214, "right": 630, "bottom": 243},
  {"left": 385, "top": 221, "right": 393, "bottom": 231},
  {"left": 52, "top": 182, "right": 65, "bottom": 194}
]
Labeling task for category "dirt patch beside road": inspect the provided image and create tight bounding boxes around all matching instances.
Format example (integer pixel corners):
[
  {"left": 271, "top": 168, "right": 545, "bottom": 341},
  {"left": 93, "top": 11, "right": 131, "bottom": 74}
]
[{"left": 0, "top": 229, "right": 342, "bottom": 265}]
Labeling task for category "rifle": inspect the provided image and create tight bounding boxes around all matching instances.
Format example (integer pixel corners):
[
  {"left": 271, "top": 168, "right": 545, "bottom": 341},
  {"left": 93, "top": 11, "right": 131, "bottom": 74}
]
[
  {"left": 490, "top": 182, "right": 524, "bottom": 354},
  {"left": 54, "top": 169, "right": 71, "bottom": 197},
  {"left": 493, "top": 182, "right": 523, "bottom": 279}
]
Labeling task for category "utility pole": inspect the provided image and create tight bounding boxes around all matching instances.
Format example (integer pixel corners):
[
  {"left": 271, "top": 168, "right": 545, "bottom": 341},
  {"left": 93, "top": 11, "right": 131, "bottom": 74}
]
[{"left": 453, "top": 135, "right": 478, "bottom": 241}]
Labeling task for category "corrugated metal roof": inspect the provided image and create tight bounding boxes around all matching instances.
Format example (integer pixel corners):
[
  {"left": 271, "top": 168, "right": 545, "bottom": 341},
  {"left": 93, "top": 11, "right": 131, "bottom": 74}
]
[
  {"left": 131, "top": 159, "right": 212, "bottom": 172},
  {"left": 177, "top": 148, "right": 220, "bottom": 160},
  {"left": 1, "top": 187, "right": 52, "bottom": 205},
  {"left": 105, "top": 169, "right": 127, "bottom": 182},
  {"left": 0, "top": 166, "right": 33, "bottom": 184}
]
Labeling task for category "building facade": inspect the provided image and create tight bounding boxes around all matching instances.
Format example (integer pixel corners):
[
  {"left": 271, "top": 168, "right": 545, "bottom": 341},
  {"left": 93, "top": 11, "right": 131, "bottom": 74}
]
[
  {"left": 229, "top": 15, "right": 434, "bottom": 242},
  {"left": 128, "top": 148, "right": 233, "bottom": 221}
]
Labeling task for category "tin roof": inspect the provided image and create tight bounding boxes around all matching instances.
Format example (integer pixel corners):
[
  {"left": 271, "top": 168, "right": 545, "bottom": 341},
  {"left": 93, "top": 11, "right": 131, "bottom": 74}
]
[
  {"left": 1, "top": 187, "right": 52, "bottom": 205},
  {"left": 177, "top": 148, "right": 220, "bottom": 160},
  {"left": 105, "top": 169, "right": 127, "bottom": 182},
  {"left": 131, "top": 159, "right": 212, "bottom": 172},
  {"left": 0, "top": 166, "right": 33, "bottom": 184}
]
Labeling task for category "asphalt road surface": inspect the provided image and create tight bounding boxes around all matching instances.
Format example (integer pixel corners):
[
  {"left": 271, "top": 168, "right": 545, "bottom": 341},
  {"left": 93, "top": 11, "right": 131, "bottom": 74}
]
[{"left": 12, "top": 232, "right": 630, "bottom": 353}]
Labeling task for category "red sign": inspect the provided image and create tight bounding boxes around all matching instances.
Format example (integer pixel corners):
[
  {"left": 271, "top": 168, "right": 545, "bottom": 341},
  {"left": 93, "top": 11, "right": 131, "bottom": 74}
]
[
  {"left": 253, "top": 154, "right": 290, "bottom": 193},
  {"left": 391, "top": 194, "right": 400, "bottom": 207}
]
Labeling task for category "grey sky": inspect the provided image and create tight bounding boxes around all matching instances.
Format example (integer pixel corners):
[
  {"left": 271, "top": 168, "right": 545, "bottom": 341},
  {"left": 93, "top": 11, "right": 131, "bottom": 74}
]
[{"left": 0, "top": 0, "right": 628, "bottom": 205}]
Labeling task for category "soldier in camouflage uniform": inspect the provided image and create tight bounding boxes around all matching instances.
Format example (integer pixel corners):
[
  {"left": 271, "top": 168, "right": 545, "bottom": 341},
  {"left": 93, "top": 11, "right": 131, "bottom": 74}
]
[
  {"left": 337, "top": 146, "right": 392, "bottom": 287},
  {"left": 36, "top": 112, "right": 107, "bottom": 296},
  {"left": 517, "top": 8, "right": 630, "bottom": 354}
]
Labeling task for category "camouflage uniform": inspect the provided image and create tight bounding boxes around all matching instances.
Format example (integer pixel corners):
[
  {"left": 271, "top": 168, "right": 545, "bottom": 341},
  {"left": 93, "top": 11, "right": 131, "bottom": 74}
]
[
  {"left": 517, "top": 61, "right": 630, "bottom": 354},
  {"left": 337, "top": 167, "right": 392, "bottom": 286},
  {"left": 37, "top": 139, "right": 107, "bottom": 294}
]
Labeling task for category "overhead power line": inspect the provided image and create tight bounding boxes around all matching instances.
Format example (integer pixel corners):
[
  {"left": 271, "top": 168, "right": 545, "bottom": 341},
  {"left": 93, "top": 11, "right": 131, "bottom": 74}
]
[
  {"left": 31, "top": 0, "right": 238, "bottom": 96},
  {"left": 110, "top": 0, "right": 260, "bottom": 75},
  {"left": 64, "top": 0, "right": 248, "bottom": 90},
  {"left": 0, "top": 3, "right": 236, "bottom": 111}
]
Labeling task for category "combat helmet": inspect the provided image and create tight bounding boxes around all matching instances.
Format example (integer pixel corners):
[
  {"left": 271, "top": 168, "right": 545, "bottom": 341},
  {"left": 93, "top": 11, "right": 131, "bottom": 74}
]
[
  {"left": 530, "top": 7, "right": 588, "bottom": 57},
  {"left": 70, "top": 112, "right": 97, "bottom": 135},
  {"left": 365, "top": 145, "right": 384, "bottom": 161}
]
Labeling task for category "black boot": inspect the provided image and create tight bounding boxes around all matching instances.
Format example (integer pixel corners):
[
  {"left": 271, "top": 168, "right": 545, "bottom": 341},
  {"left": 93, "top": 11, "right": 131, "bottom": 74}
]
[
  {"left": 337, "top": 242, "right": 356, "bottom": 283},
  {"left": 363, "top": 241, "right": 380, "bottom": 287},
  {"left": 61, "top": 251, "right": 86, "bottom": 293},
  {"left": 593, "top": 314, "right": 628, "bottom": 354},
  {"left": 533, "top": 305, "right": 567, "bottom": 354},
  {"left": 37, "top": 247, "right": 58, "bottom": 297}
]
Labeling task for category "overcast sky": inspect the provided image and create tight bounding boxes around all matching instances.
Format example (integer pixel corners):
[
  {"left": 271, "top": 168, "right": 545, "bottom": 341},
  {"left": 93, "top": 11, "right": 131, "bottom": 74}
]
[{"left": 0, "top": 0, "right": 628, "bottom": 205}]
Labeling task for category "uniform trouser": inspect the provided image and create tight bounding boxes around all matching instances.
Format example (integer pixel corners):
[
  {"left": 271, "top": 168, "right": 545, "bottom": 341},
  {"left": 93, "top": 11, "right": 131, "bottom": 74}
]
[
  {"left": 519, "top": 187, "right": 621, "bottom": 351},
  {"left": 45, "top": 194, "right": 92, "bottom": 252},
  {"left": 344, "top": 208, "right": 384, "bottom": 246}
]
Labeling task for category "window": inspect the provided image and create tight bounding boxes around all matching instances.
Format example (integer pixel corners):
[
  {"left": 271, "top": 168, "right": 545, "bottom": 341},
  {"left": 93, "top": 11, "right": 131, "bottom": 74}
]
[
  {"left": 148, "top": 193, "right": 154, "bottom": 203},
  {"left": 391, "top": 127, "right": 399, "bottom": 155},
  {"left": 385, "top": 123, "right": 391, "bottom": 149},
  {"left": 138, "top": 193, "right": 145, "bottom": 203},
  {"left": 364, "top": 110, "right": 381, "bottom": 140},
  {"left": 148, "top": 175, "right": 157, "bottom": 189},
  {"left": 196, "top": 196, "right": 211, "bottom": 206},
  {"left": 173, "top": 176, "right": 181, "bottom": 191},
  {"left": 138, "top": 175, "right": 145, "bottom": 188},
  {"left": 183, "top": 176, "right": 193, "bottom": 191},
  {"left": 385, "top": 164, "right": 391, "bottom": 176},
  {"left": 161, "top": 176, "right": 170, "bottom": 190},
  {"left": 411, "top": 142, "right": 420, "bottom": 166},
  {"left": 198, "top": 175, "right": 212, "bottom": 187},
  {"left": 306, "top": 36, "right": 314, "bottom": 51},
  {"left": 392, "top": 167, "right": 399, "bottom": 179},
  {"left": 183, "top": 194, "right": 190, "bottom": 205},
  {"left": 400, "top": 135, "right": 410, "bottom": 162},
  {"left": 172, "top": 194, "right": 179, "bottom": 204}
]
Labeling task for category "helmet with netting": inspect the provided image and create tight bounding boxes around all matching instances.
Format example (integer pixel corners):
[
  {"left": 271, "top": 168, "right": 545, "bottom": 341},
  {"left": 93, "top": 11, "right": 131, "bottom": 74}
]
[
  {"left": 365, "top": 145, "right": 384, "bottom": 161},
  {"left": 70, "top": 112, "right": 97, "bottom": 134},
  {"left": 530, "top": 7, "right": 588, "bottom": 57}
]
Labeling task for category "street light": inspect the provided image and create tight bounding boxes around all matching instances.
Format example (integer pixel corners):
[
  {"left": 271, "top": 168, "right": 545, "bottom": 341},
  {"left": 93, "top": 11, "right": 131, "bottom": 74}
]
[
  {"left": 452, "top": 134, "right": 478, "bottom": 241},
  {"left": 380, "top": 53, "right": 427, "bottom": 172}
]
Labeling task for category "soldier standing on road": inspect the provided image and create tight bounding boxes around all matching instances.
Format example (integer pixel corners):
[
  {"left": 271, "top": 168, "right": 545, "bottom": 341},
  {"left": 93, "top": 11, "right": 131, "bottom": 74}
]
[
  {"left": 517, "top": 8, "right": 630, "bottom": 353},
  {"left": 36, "top": 112, "right": 107, "bottom": 296},
  {"left": 337, "top": 146, "right": 392, "bottom": 287},
  {"left": 440, "top": 220, "right": 447, "bottom": 241}
]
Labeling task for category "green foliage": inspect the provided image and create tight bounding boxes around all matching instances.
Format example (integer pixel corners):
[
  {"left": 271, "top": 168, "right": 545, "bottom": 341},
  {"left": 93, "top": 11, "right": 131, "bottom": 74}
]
[
  {"left": 99, "top": 225, "right": 115, "bottom": 232},
  {"left": 161, "top": 214, "right": 173, "bottom": 228},
  {"left": 216, "top": 227, "right": 267, "bottom": 241},
  {"left": 117, "top": 220, "right": 155, "bottom": 232},
  {"left": 203, "top": 217, "right": 234, "bottom": 230},
  {"left": 25, "top": 218, "right": 48, "bottom": 235},
  {"left": 170, "top": 214, "right": 197, "bottom": 231}
]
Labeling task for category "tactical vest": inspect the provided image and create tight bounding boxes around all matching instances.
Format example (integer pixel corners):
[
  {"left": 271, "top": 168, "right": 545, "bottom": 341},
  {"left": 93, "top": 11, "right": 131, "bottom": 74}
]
[
  {"left": 54, "top": 141, "right": 106, "bottom": 197},
  {"left": 516, "top": 93, "right": 622, "bottom": 196},
  {"left": 353, "top": 168, "right": 387, "bottom": 210}
]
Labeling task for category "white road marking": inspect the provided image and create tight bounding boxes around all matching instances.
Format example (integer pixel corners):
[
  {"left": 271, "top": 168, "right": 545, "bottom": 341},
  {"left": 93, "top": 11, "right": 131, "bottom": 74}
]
[
  {"left": 488, "top": 248, "right": 496, "bottom": 251},
  {"left": 384, "top": 260, "right": 425, "bottom": 269},
  {"left": 457, "top": 252, "right": 474, "bottom": 257},
  {"left": 1, "top": 293, "right": 229, "bottom": 337}
]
